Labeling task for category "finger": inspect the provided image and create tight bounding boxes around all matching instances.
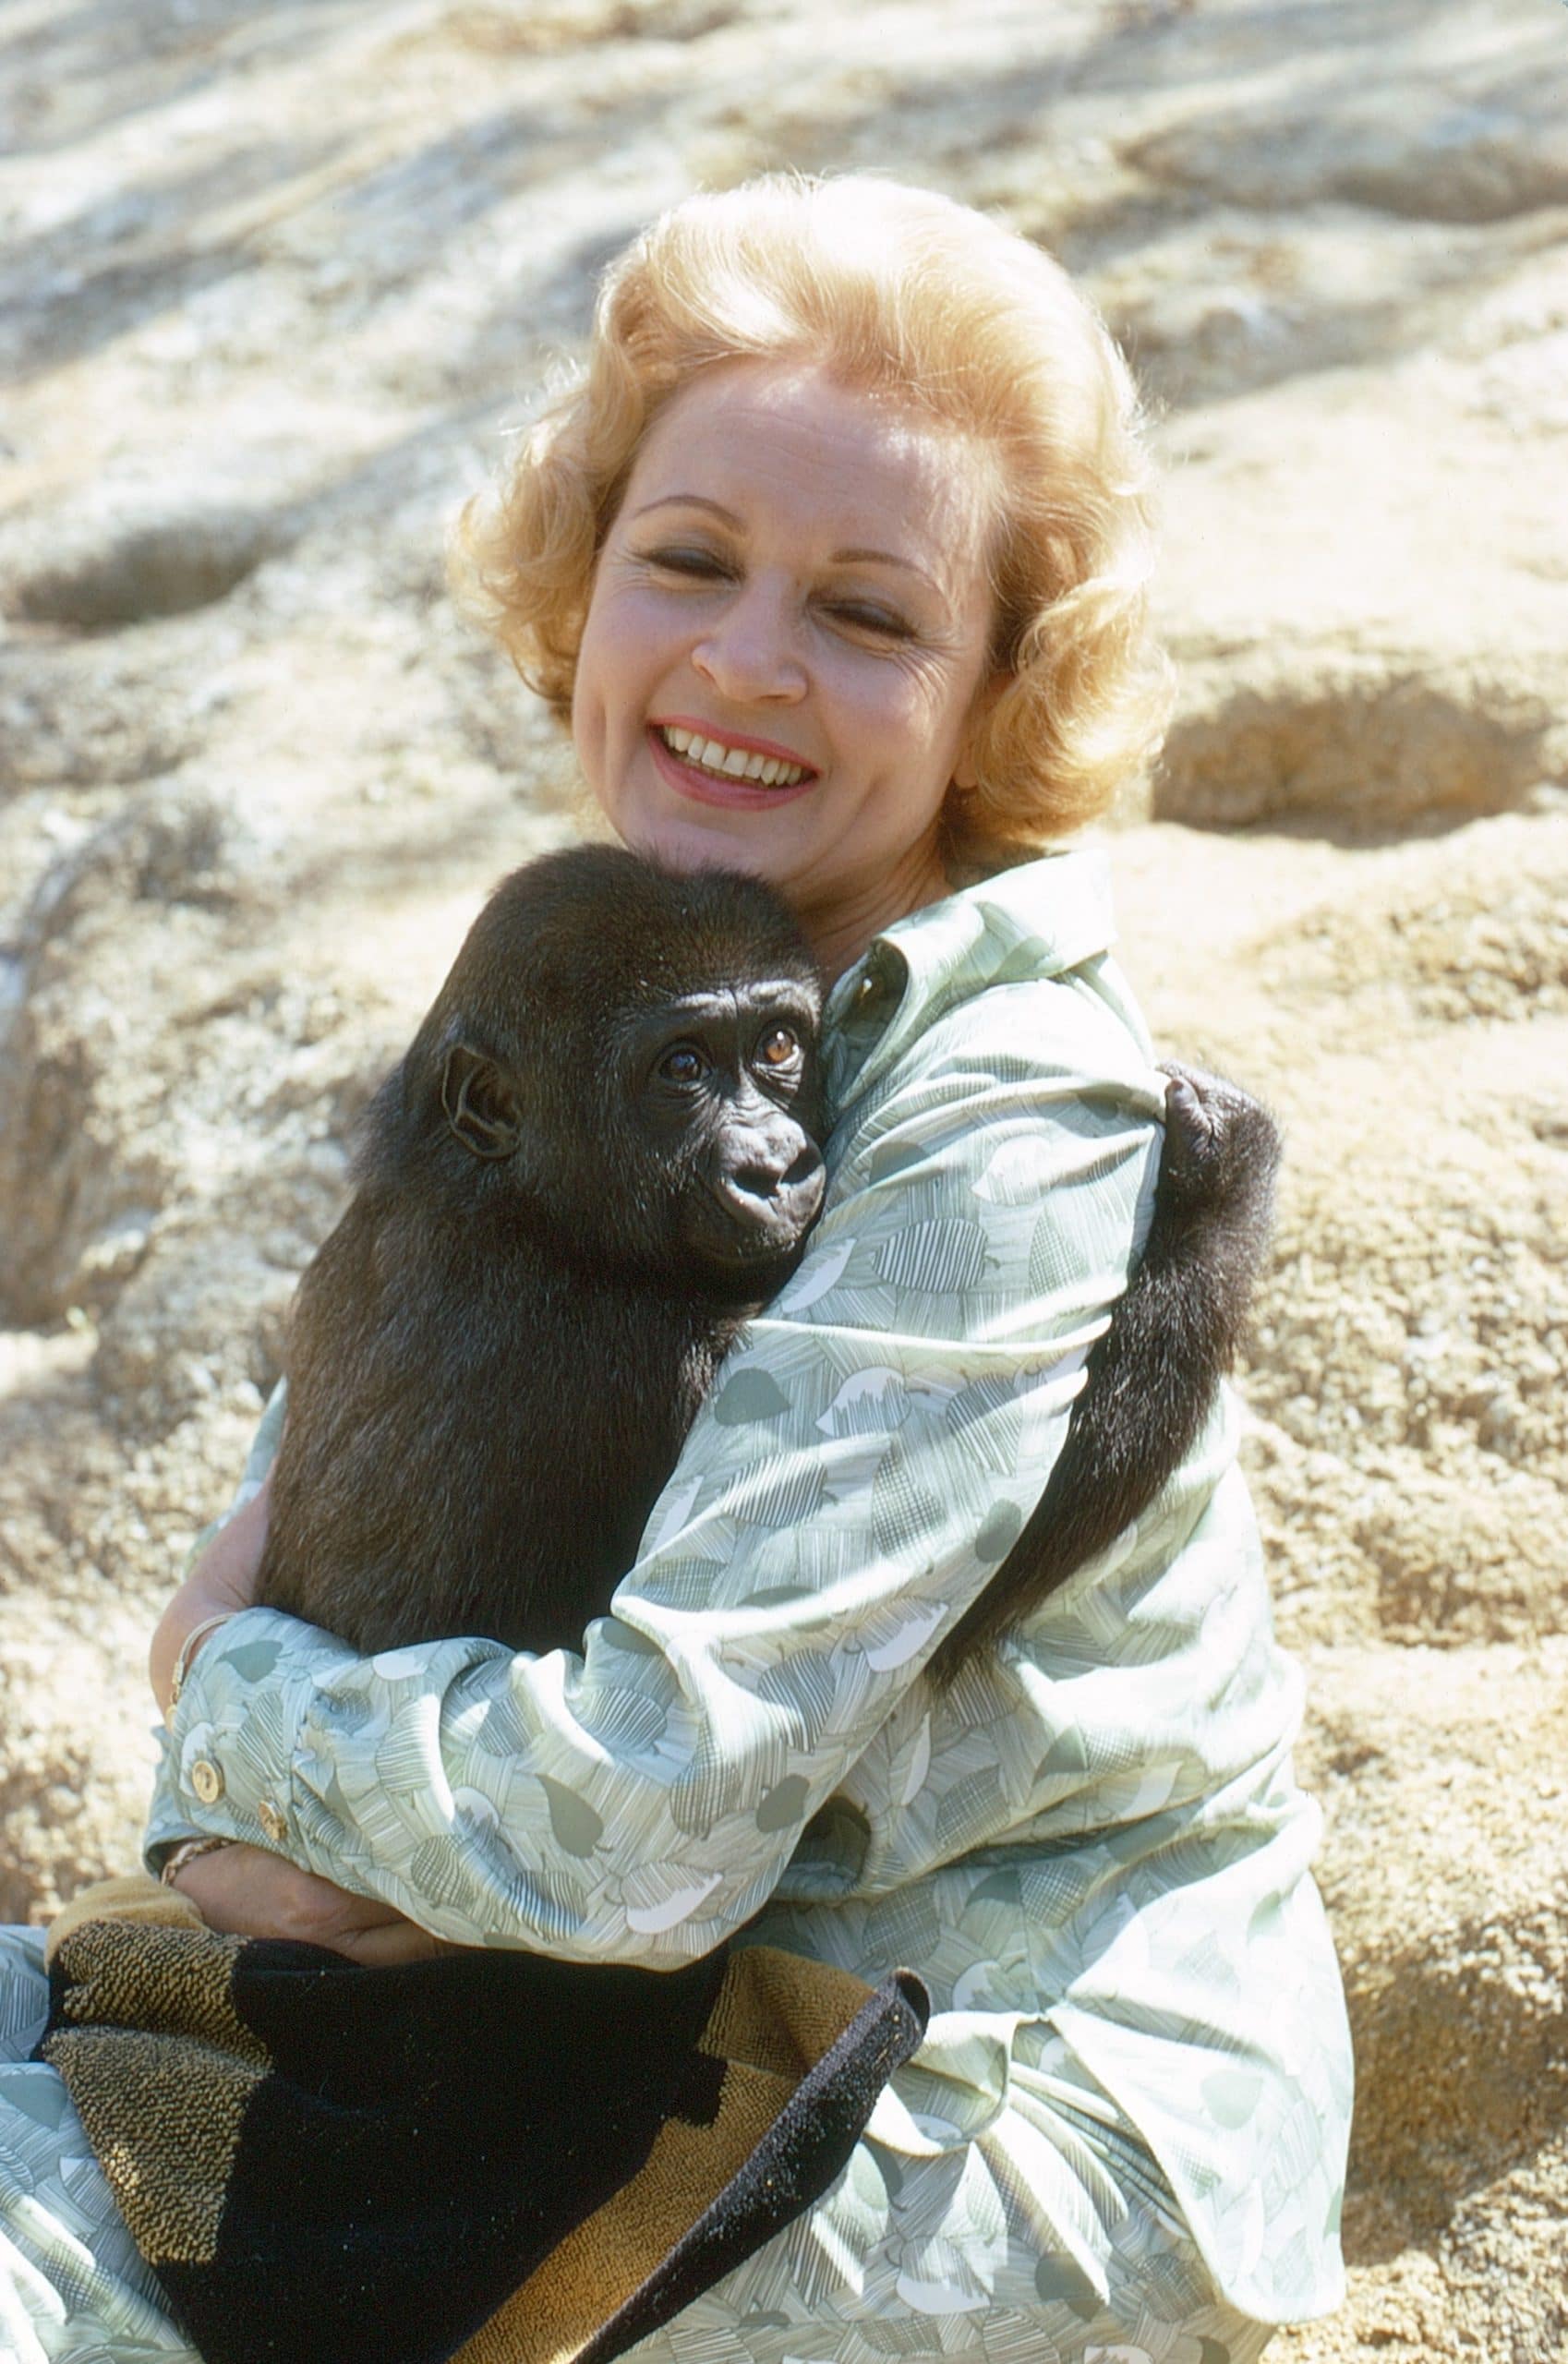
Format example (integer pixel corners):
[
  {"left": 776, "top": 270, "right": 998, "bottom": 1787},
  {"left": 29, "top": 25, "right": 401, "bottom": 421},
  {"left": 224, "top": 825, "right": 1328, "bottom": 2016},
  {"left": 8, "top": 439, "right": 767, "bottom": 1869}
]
[{"left": 328, "top": 1921, "right": 453, "bottom": 1967}]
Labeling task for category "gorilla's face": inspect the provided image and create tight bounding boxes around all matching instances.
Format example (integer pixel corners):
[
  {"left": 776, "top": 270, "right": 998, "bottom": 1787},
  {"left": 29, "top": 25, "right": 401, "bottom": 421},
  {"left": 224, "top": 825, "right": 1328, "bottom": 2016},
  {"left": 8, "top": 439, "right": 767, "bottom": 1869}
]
[
  {"left": 416, "top": 850, "right": 826, "bottom": 1297},
  {"left": 620, "top": 983, "right": 826, "bottom": 1286}
]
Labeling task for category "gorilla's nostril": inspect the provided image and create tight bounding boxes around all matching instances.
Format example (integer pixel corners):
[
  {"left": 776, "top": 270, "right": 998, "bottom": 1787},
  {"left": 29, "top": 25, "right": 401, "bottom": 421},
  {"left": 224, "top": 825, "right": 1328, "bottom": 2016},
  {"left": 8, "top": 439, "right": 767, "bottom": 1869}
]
[
  {"left": 732, "top": 1162, "right": 790, "bottom": 1204},
  {"left": 731, "top": 1154, "right": 825, "bottom": 1215}
]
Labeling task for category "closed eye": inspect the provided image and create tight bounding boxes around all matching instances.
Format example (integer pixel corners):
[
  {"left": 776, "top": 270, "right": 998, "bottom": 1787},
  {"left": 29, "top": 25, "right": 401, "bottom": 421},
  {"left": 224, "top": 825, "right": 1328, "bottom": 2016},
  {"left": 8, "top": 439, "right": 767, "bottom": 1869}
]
[
  {"left": 824, "top": 600, "right": 915, "bottom": 640},
  {"left": 644, "top": 545, "right": 731, "bottom": 581}
]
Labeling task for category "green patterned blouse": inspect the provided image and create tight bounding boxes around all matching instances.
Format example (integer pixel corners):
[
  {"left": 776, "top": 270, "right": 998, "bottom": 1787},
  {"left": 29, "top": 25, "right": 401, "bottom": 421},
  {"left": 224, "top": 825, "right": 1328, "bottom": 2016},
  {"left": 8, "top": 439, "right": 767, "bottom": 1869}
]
[{"left": 146, "top": 847, "right": 1352, "bottom": 2326}]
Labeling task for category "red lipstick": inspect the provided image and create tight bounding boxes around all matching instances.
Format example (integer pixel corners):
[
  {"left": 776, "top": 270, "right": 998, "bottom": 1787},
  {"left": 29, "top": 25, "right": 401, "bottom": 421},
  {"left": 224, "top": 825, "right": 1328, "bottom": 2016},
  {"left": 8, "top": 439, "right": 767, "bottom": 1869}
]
[
  {"left": 651, "top": 716, "right": 818, "bottom": 773},
  {"left": 645, "top": 725, "right": 819, "bottom": 810}
]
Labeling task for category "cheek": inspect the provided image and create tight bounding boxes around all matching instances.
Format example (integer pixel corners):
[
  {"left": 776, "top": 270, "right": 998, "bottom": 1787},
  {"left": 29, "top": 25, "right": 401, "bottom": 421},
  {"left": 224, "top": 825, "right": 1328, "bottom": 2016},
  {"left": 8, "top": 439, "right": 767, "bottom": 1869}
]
[
  {"left": 572, "top": 607, "right": 639, "bottom": 783},
  {"left": 568, "top": 666, "right": 604, "bottom": 800},
  {"left": 824, "top": 653, "right": 932, "bottom": 752},
  {"left": 859, "top": 674, "right": 977, "bottom": 803},
  {"left": 570, "top": 599, "right": 603, "bottom": 725},
  {"left": 580, "top": 589, "right": 673, "bottom": 730}
]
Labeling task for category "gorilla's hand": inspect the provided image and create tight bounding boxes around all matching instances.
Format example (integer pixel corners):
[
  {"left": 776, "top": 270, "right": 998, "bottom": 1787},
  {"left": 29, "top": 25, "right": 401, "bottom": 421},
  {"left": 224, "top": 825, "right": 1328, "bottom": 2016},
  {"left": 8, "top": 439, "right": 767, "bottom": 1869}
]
[{"left": 1156, "top": 1058, "right": 1282, "bottom": 1218}]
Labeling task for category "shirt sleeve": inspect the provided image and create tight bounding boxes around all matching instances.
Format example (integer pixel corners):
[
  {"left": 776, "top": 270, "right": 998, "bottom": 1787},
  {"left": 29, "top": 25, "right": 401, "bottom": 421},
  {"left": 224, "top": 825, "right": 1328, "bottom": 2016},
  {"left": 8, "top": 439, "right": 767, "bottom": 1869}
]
[
  {"left": 142, "top": 1381, "right": 289, "bottom": 1876},
  {"left": 159, "top": 974, "right": 1165, "bottom": 1960}
]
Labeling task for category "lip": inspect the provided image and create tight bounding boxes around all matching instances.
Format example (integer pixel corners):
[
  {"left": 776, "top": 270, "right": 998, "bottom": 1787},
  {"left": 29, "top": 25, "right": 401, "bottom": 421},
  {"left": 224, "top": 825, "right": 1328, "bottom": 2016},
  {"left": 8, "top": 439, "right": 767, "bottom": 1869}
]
[
  {"left": 652, "top": 716, "right": 819, "bottom": 774},
  {"left": 645, "top": 723, "right": 820, "bottom": 810}
]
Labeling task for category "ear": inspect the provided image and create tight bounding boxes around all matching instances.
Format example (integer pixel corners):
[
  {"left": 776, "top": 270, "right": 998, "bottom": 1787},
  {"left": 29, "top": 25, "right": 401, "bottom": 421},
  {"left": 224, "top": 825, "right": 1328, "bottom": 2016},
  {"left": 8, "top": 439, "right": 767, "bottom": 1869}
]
[
  {"left": 440, "top": 1043, "right": 523, "bottom": 1160},
  {"left": 952, "top": 668, "right": 1013, "bottom": 792}
]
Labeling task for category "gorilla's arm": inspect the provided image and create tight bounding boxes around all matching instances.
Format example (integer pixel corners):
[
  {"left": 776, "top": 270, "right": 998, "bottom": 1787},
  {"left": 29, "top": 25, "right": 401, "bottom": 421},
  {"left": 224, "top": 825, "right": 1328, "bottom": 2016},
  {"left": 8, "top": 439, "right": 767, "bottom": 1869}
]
[{"left": 929, "top": 1063, "right": 1280, "bottom": 1682}]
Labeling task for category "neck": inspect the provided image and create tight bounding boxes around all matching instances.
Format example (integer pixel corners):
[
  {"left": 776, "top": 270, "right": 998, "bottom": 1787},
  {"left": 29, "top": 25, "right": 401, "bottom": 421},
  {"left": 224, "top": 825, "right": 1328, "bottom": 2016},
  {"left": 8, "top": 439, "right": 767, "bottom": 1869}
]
[{"left": 798, "top": 844, "right": 951, "bottom": 983}]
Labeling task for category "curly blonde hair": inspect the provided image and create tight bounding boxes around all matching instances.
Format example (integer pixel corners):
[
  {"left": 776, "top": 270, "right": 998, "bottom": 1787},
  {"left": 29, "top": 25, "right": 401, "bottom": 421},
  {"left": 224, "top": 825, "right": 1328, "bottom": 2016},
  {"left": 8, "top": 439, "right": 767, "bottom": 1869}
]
[{"left": 451, "top": 173, "right": 1170, "bottom": 870}]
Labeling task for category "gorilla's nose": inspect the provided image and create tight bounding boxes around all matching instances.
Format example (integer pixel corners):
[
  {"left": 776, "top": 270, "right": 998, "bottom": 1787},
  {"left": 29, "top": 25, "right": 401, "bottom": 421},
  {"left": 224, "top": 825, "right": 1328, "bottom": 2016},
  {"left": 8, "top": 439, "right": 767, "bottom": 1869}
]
[{"left": 716, "top": 1139, "right": 826, "bottom": 1241}]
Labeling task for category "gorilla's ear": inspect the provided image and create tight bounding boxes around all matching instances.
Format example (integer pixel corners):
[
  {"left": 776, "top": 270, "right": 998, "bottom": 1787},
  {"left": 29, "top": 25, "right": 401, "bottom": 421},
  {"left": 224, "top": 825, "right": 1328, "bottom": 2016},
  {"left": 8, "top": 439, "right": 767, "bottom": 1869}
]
[{"left": 440, "top": 1043, "right": 523, "bottom": 1160}]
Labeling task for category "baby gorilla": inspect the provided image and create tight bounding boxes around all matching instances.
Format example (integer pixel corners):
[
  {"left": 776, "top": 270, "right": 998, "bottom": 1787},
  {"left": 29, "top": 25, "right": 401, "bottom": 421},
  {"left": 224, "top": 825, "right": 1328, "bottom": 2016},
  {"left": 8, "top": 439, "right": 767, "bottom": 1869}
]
[
  {"left": 257, "top": 847, "right": 826, "bottom": 1656},
  {"left": 256, "top": 844, "right": 1279, "bottom": 1670}
]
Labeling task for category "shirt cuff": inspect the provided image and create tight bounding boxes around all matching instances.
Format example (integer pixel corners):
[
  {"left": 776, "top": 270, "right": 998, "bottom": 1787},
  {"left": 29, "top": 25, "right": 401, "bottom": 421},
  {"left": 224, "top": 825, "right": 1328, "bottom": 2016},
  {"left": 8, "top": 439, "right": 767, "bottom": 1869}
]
[
  {"left": 141, "top": 1719, "right": 204, "bottom": 1876},
  {"left": 161, "top": 1605, "right": 356, "bottom": 1863}
]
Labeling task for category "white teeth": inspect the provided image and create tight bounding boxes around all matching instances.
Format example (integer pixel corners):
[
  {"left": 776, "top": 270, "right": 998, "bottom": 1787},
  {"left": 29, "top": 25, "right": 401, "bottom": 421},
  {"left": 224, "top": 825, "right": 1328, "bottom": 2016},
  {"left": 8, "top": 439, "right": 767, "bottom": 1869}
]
[{"left": 658, "top": 726, "right": 807, "bottom": 788}]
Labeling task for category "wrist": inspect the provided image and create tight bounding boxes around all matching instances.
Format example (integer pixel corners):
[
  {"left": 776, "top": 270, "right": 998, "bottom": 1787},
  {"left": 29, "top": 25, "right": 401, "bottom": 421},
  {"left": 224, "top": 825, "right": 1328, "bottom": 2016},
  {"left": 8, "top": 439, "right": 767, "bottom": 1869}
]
[
  {"left": 161, "top": 1834, "right": 235, "bottom": 1888},
  {"left": 151, "top": 1478, "right": 272, "bottom": 1716},
  {"left": 151, "top": 1598, "right": 238, "bottom": 1720},
  {"left": 169, "top": 1611, "right": 236, "bottom": 1707}
]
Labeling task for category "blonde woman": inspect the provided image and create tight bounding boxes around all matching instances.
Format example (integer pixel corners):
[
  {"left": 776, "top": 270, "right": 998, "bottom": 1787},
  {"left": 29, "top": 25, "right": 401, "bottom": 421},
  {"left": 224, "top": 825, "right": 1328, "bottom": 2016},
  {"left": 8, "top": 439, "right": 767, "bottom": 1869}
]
[{"left": 2, "top": 175, "right": 1351, "bottom": 2362}]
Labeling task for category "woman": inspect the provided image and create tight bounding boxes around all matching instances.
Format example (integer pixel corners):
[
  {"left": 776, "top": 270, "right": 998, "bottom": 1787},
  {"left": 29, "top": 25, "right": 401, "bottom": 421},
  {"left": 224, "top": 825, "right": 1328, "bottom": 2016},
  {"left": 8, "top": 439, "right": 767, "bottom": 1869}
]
[{"left": 0, "top": 175, "right": 1351, "bottom": 2361}]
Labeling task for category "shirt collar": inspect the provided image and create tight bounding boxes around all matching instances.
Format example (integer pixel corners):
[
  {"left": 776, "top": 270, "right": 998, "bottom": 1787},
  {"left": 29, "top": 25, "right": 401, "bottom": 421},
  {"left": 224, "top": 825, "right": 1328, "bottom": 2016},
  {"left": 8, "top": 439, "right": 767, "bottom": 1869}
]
[{"left": 822, "top": 847, "right": 1117, "bottom": 1113}]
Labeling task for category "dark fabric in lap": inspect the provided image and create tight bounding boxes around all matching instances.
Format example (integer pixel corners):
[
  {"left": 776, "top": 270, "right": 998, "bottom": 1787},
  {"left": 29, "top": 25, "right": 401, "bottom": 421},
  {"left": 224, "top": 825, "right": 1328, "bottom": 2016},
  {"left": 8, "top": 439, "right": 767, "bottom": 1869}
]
[{"left": 40, "top": 1901, "right": 927, "bottom": 2364}]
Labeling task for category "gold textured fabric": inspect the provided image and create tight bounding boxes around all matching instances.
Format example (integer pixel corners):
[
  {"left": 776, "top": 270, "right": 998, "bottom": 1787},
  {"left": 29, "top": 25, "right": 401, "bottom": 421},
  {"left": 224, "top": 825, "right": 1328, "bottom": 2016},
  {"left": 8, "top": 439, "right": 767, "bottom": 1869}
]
[{"left": 38, "top": 1882, "right": 926, "bottom": 2364}]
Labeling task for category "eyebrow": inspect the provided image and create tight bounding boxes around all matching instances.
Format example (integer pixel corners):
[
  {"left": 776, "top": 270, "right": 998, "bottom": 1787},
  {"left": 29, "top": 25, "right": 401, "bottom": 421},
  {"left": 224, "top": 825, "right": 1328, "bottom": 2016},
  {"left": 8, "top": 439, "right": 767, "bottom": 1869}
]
[{"left": 629, "top": 493, "right": 939, "bottom": 586}]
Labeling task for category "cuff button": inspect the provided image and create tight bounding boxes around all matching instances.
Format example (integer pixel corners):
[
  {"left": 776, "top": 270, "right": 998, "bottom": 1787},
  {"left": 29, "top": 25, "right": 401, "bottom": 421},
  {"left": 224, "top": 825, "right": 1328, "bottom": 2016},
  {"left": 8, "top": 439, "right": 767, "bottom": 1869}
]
[
  {"left": 189, "top": 1756, "right": 225, "bottom": 1806},
  {"left": 257, "top": 1799, "right": 288, "bottom": 1846}
]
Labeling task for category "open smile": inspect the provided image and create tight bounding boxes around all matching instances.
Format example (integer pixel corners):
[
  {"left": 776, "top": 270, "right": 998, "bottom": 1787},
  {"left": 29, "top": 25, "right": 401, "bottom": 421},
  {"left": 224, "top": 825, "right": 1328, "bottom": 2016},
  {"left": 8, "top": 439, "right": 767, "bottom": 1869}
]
[{"left": 647, "top": 718, "right": 819, "bottom": 807}]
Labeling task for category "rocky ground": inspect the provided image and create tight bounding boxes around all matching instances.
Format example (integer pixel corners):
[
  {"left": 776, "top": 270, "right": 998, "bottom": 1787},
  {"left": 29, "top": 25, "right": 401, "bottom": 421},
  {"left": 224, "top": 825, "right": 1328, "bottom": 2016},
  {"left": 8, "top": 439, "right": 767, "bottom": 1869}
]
[{"left": 1, "top": 0, "right": 1565, "bottom": 2353}]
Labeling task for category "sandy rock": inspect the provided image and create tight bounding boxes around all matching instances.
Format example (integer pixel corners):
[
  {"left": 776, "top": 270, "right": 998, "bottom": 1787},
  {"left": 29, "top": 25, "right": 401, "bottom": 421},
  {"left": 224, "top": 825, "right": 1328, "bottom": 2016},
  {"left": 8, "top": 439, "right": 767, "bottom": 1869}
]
[
  {"left": 1008, "top": 0, "right": 1568, "bottom": 838},
  {"left": 0, "top": 787, "right": 241, "bottom": 1327},
  {"left": 3, "top": 497, "right": 283, "bottom": 630},
  {"left": 0, "top": 1613, "right": 161, "bottom": 1927},
  {"left": 1301, "top": 1644, "right": 1568, "bottom": 2223},
  {"left": 1119, "top": 39, "right": 1568, "bottom": 225},
  {"left": 0, "top": 635, "right": 205, "bottom": 791},
  {"left": 1149, "top": 351, "right": 1568, "bottom": 830},
  {"left": 1156, "top": 649, "right": 1563, "bottom": 833},
  {"left": 1283, "top": 1645, "right": 1568, "bottom": 2362}
]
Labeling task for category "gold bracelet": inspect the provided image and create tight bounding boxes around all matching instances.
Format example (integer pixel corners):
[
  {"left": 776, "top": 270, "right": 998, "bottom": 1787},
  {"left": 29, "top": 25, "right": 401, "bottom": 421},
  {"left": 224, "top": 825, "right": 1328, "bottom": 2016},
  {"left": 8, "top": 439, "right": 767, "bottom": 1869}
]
[
  {"left": 160, "top": 1835, "right": 235, "bottom": 1888},
  {"left": 168, "top": 1611, "right": 235, "bottom": 1710}
]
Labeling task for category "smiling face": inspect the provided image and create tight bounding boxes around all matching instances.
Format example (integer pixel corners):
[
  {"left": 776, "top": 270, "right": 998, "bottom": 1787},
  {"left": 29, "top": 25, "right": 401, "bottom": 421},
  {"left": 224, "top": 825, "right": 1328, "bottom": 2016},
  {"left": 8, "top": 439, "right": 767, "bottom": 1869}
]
[{"left": 571, "top": 363, "right": 1007, "bottom": 976}]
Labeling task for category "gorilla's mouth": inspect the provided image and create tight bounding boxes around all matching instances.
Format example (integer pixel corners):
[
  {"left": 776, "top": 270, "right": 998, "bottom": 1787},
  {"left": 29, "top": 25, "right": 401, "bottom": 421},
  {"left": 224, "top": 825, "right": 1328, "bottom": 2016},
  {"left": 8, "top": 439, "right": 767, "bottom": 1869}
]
[{"left": 685, "top": 1166, "right": 826, "bottom": 1277}]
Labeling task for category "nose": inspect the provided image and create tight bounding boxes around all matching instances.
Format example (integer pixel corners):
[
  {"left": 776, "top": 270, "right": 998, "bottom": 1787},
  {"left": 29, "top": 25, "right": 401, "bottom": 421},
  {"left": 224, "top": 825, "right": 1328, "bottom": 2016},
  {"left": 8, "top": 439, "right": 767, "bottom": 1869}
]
[
  {"left": 692, "top": 575, "right": 807, "bottom": 706},
  {"left": 713, "top": 1116, "right": 826, "bottom": 1240}
]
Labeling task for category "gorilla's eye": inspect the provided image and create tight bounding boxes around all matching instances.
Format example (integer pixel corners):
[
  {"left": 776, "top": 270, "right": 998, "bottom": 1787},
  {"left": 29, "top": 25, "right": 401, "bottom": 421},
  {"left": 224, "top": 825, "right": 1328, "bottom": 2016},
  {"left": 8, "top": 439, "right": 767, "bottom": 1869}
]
[
  {"left": 756, "top": 1027, "right": 800, "bottom": 1068},
  {"left": 658, "top": 1044, "right": 708, "bottom": 1085}
]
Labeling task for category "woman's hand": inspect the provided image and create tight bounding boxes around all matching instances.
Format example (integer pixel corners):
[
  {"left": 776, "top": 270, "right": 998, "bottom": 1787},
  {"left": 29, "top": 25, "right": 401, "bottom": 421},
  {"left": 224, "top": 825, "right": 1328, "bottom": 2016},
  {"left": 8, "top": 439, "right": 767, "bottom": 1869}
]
[
  {"left": 150, "top": 1475, "right": 273, "bottom": 1719},
  {"left": 153, "top": 1478, "right": 451, "bottom": 1963},
  {"left": 169, "top": 1840, "right": 452, "bottom": 1966}
]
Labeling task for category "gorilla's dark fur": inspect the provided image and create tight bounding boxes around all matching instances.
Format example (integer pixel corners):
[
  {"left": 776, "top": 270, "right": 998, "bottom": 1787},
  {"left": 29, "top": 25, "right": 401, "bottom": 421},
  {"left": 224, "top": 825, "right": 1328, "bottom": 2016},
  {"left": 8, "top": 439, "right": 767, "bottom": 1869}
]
[
  {"left": 257, "top": 849, "right": 826, "bottom": 1656},
  {"left": 928, "top": 1063, "right": 1279, "bottom": 1680},
  {"left": 257, "top": 845, "right": 1280, "bottom": 1679}
]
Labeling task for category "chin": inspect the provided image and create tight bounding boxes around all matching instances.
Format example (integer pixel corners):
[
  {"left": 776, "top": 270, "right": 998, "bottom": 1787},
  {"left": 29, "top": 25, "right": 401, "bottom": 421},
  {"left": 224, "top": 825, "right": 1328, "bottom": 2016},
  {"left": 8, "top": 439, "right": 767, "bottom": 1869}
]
[{"left": 624, "top": 814, "right": 792, "bottom": 889}]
